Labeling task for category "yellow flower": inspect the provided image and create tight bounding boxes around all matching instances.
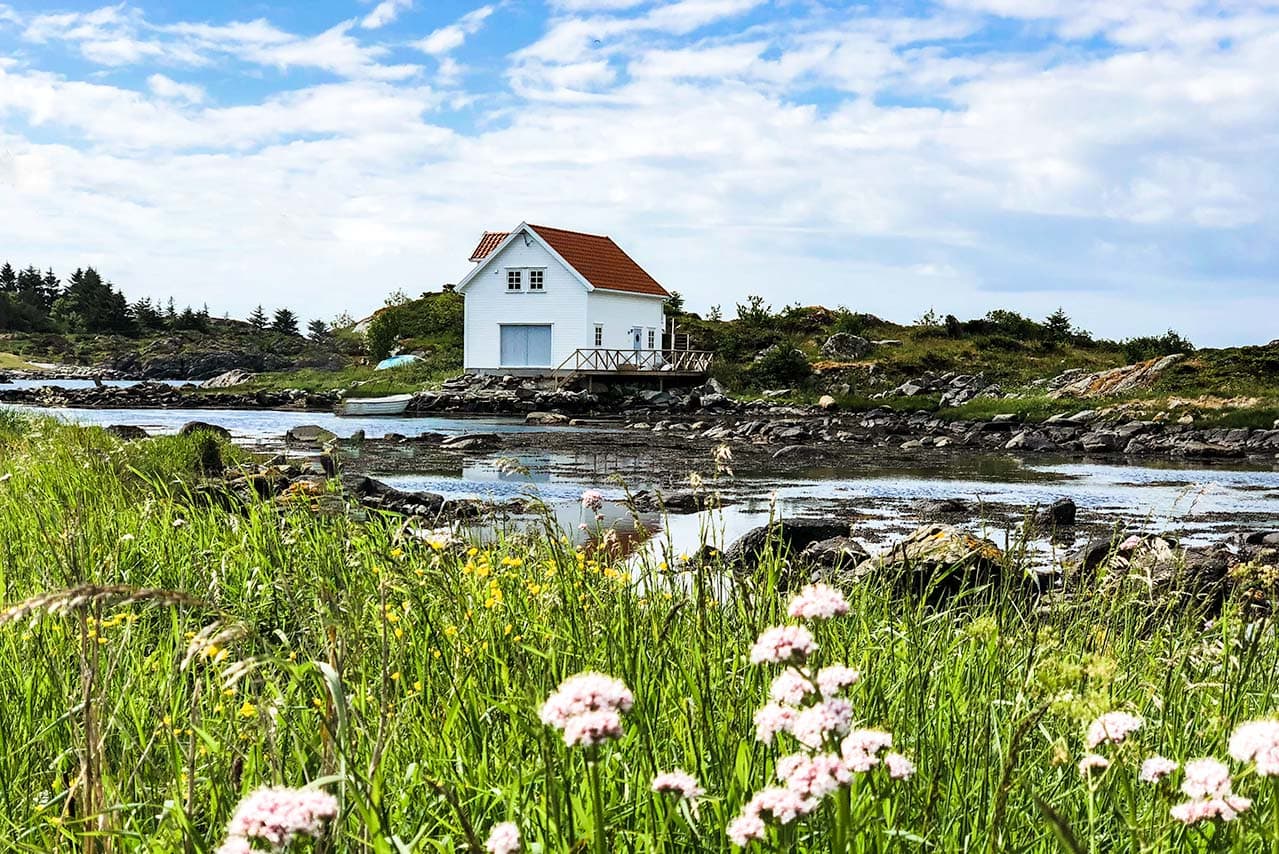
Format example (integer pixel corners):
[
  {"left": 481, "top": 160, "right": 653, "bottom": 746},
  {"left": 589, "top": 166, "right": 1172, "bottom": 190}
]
[
  {"left": 390, "top": 671, "right": 401, "bottom": 682},
  {"left": 444, "top": 625, "right": 458, "bottom": 638},
  {"left": 237, "top": 701, "right": 256, "bottom": 719},
  {"left": 390, "top": 547, "right": 404, "bottom": 559}
]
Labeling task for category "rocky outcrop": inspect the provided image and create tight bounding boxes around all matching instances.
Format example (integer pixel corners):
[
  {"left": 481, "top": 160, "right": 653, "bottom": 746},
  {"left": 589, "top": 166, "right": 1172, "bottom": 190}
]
[
  {"left": 850, "top": 525, "right": 1011, "bottom": 599},
  {"left": 718, "top": 519, "right": 850, "bottom": 571},
  {"left": 1048, "top": 355, "right": 1184, "bottom": 399},
  {"left": 872, "top": 371, "right": 1000, "bottom": 407},
  {"left": 0, "top": 381, "right": 339, "bottom": 411},
  {"left": 201, "top": 369, "right": 254, "bottom": 389},
  {"left": 820, "top": 333, "right": 871, "bottom": 360}
]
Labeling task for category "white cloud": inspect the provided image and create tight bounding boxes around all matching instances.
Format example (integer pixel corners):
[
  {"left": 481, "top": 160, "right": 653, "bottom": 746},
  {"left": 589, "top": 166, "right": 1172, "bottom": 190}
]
[
  {"left": 1, "top": 1, "right": 1278, "bottom": 344},
  {"left": 146, "top": 72, "right": 204, "bottom": 103},
  {"left": 361, "top": 0, "right": 413, "bottom": 30},
  {"left": 413, "top": 5, "right": 495, "bottom": 55}
]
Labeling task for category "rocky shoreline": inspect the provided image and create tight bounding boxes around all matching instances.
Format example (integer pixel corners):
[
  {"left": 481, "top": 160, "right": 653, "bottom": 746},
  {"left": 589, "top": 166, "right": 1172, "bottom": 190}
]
[{"left": 3, "top": 373, "right": 1278, "bottom": 464}]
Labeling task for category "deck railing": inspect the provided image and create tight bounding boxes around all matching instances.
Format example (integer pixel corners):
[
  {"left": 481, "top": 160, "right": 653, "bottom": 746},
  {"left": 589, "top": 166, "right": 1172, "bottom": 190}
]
[{"left": 553, "top": 348, "right": 714, "bottom": 386}]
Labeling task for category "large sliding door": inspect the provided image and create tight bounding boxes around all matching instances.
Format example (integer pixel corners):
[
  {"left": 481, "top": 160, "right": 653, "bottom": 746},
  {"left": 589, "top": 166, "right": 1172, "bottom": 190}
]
[{"left": 500, "top": 324, "right": 552, "bottom": 367}]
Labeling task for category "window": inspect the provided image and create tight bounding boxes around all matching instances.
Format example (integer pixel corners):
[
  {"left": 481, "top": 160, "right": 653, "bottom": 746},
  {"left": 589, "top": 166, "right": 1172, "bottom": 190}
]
[
  {"left": 647, "top": 328, "right": 656, "bottom": 349},
  {"left": 529, "top": 269, "right": 544, "bottom": 291},
  {"left": 594, "top": 325, "right": 603, "bottom": 347},
  {"left": 507, "top": 270, "right": 521, "bottom": 291}
]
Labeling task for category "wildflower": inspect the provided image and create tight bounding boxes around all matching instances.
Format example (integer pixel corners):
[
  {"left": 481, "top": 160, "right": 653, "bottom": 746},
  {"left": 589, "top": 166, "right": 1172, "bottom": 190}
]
[
  {"left": 485, "top": 821, "right": 521, "bottom": 854},
  {"left": 791, "top": 698, "right": 853, "bottom": 749},
  {"left": 1228, "top": 720, "right": 1279, "bottom": 777},
  {"left": 1180, "top": 758, "right": 1234, "bottom": 800},
  {"left": 768, "top": 669, "right": 816, "bottom": 706},
  {"left": 841, "top": 729, "right": 893, "bottom": 772},
  {"left": 778, "top": 753, "right": 850, "bottom": 799},
  {"left": 884, "top": 752, "right": 916, "bottom": 780},
  {"left": 1085, "top": 711, "right": 1143, "bottom": 749},
  {"left": 726, "top": 813, "right": 766, "bottom": 847},
  {"left": 1140, "top": 756, "right": 1178, "bottom": 783},
  {"left": 737, "top": 787, "right": 815, "bottom": 828},
  {"left": 750, "top": 626, "right": 816, "bottom": 666},
  {"left": 237, "top": 701, "right": 257, "bottom": 719},
  {"left": 581, "top": 490, "right": 604, "bottom": 512},
  {"left": 214, "top": 838, "right": 252, "bottom": 854},
  {"left": 1078, "top": 754, "right": 1110, "bottom": 776},
  {"left": 651, "top": 769, "right": 705, "bottom": 805},
  {"left": 815, "top": 666, "right": 859, "bottom": 698},
  {"left": 562, "top": 709, "right": 624, "bottom": 748},
  {"left": 786, "top": 584, "right": 849, "bottom": 621},
  {"left": 225, "top": 787, "right": 338, "bottom": 848},
  {"left": 1171, "top": 759, "right": 1253, "bottom": 824},
  {"left": 753, "top": 703, "right": 797, "bottom": 744},
  {"left": 540, "top": 671, "right": 632, "bottom": 749}
]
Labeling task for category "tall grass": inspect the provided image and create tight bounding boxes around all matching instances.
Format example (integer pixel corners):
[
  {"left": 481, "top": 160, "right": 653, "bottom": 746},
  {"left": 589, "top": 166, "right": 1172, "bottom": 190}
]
[{"left": 1, "top": 417, "right": 1278, "bottom": 851}]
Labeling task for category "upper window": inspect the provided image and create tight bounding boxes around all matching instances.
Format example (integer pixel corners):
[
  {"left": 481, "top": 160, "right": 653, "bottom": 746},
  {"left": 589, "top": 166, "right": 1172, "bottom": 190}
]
[
  {"left": 529, "top": 270, "right": 544, "bottom": 291},
  {"left": 507, "top": 270, "right": 522, "bottom": 290},
  {"left": 594, "top": 325, "right": 603, "bottom": 347}
]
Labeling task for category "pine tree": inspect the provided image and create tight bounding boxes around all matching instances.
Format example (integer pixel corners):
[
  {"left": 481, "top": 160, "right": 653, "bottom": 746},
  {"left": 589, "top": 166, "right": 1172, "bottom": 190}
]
[
  {"left": 16, "top": 265, "right": 42, "bottom": 308},
  {"left": 0, "top": 262, "right": 15, "bottom": 293},
  {"left": 165, "top": 297, "right": 178, "bottom": 327},
  {"left": 41, "top": 269, "right": 61, "bottom": 311},
  {"left": 1045, "top": 308, "right": 1073, "bottom": 343},
  {"left": 307, "top": 318, "right": 328, "bottom": 341},
  {"left": 271, "top": 307, "right": 300, "bottom": 336},
  {"left": 248, "top": 305, "right": 267, "bottom": 330}
]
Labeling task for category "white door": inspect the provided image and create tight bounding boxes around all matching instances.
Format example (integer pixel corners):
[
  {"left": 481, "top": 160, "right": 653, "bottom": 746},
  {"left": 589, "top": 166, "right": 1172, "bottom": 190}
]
[
  {"left": 500, "top": 325, "right": 552, "bottom": 367},
  {"left": 631, "top": 327, "right": 643, "bottom": 350}
]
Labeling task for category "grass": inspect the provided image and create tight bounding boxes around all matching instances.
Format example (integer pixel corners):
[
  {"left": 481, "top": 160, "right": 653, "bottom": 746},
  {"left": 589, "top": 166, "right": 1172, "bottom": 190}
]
[
  {"left": 206, "top": 359, "right": 459, "bottom": 398},
  {"left": 3, "top": 419, "right": 1279, "bottom": 852},
  {"left": 0, "top": 351, "right": 41, "bottom": 371}
]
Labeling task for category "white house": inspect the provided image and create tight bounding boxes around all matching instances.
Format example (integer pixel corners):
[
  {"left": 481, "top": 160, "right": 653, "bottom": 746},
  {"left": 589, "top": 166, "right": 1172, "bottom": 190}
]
[{"left": 455, "top": 223, "right": 676, "bottom": 377}]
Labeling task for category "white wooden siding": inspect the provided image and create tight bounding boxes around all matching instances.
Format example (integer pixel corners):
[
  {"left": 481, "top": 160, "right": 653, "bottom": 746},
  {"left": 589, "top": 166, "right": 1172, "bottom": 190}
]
[{"left": 586, "top": 289, "right": 665, "bottom": 352}]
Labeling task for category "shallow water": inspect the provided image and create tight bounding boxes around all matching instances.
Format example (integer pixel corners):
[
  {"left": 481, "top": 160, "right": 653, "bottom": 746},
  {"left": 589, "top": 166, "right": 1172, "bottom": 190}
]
[
  {"left": 0, "top": 378, "right": 191, "bottom": 390},
  {"left": 3, "top": 405, "right": 565, "bottom": 441}
]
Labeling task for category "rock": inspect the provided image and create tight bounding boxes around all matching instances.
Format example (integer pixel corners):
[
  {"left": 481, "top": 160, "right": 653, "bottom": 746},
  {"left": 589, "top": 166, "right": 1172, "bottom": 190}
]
[
  {"left": 1035, "top": 498, "right": 1077, "bottom": 529},
  {"left": 817, "top": 395, "right": 838, "bottom": 411},
  {"left": 441, "top": 433, "right": 502, "bottom": 451},
  {"left": 344, "top": 475, "right": 445, "bottom": 517},
  {"left": 200, "top": 369, "right": 254, "bottom": 389},
  {"left": 1061, "top": 533, "right": 1232, "bottom": 613},
  {"left": 285, "top": 424, "right": 338, "bottom": 444},
  {"left": 820, "top": 333, "right": 871, "bottom": 360},
  {"left": 628, "top": 489, "right": 718, "bottom": 514},
  {"left": 920, "top": 498, "right": 969, "bottom": 516},
  {"left": 1006, "top": 430, "right": 1056, "bottom": 452},
  {"left": 851, "top": 525, "right": 1009, "bottom": 599},
  {"left": 719, "top": 519, "right": 850, "bottom": 571},
  {"left": 872, "top": 339, "right": 903, "bottom": 347},
  {"left": 991, "top": 413, "right": 1019, "bottom": 424},
  {"left": 1171, "top": 440, "right": 1244, "bottom": 459},
  {"left": 178, "top": 421, "right": 231, "bottom": 440},
  {"left": 525, "top": 411, "right": 569, "bottom": 426},
  {"left": 1049, "top": 354, "right": 1184, "bottom": 399},
  {"left": 800, "top": 536, "right": 870, "bottom": 568},
  {"left": 105, "top": 424, "right": 149, "bottom": 441}
]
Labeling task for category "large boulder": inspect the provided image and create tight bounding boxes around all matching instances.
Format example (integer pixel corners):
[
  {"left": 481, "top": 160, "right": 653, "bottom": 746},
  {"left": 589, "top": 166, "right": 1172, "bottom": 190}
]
[
  {"left": 201, "top": 369, "right": 254, "bottom": 389},
  {"left": 525, "top": 411, "right": 570, "bottom": 426},
  {"left": 106, "top": 424, "right": 149, "bottom": 441},
  {"left": 1034, "top": 498, "right": 1077, "bottom": 529},
  {"left": 285, "top": 424, "right": 338, "bottom": 444},
  {"left": 719, "top": 519, "right": 850, "bottom": 571},
  {"left": 820, "top": 333, "right": 871, "bottom": 360},
  {"left": 178, "top": 421, "right": 231, "bottom": 440},
  {"left": 1060, "top": 533, "right": 1233, "bottom": 614},
  {"left": 441, "top": 433, "right": 503, "bottom": 451},
  {"left": 344, "top": 476, "right": 445, "bottom": 518},
  {"left": 851, "top": 525, "right": 1008, "bottom": 599}
]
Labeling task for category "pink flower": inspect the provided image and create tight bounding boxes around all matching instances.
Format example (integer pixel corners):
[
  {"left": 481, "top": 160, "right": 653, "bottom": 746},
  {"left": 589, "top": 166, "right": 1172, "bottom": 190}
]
[
  {"left": 1180, "top": 758, "right": 1233, "bottom": 800},
  {"left": 884, "top": 752, "right": 916, "bottom": 780},
  {"left": 651, "top": 769, "right": 705, "bottom": 801},
  {"left": 840, "top": 729, "right": 893, "bottom": 772},
  {"left": 1077, "top": 754, "right": 1110, "bottom": 776},
  {"left": 726, "top": 813, "right": 766, "bottom": 847},
  {"left": 539, "top": 671, "right": 633, "bottom": 728},
  {"left": 750, "top": 626, "right": 817, "bottom": 666},
  {"left": 753, "top": 703, "right": 797, "bottom": 744},
  {"left": 485, "top": 821, "right": 522, "bottom": 854},
  {"left": 1170, "top": 795, "right": 1252, "bottom": 824},
  {"left": 581, "top": 490, "right": 604, "bottom": 512},
  {"left": 1229, "top": 720, "right": 1279, "bottom": 777},
  {"left": 562, "top": 709, "right": 623, "bottom": 748},
  {"left": 768, "top": 669, "right": 816, "bottom": 706},
  {"left": 791, "top": 699, "right": 853, "bottom": 749},
  {"left": 214, "top": 839, "right": 251, "bottom": 854},
  {"left": 786, "top": 583, "right": 849, "bottom": 621},
  {"left": 815, "top": 666, "right": 859, "bottom": 698},
  {"left": 225, "top": 787, "right": 338, "bottom": 848},
  {"left": 1139, "top": 756, "right": 1178, "bottom": 784},
  {"left": 744, "top": 787, "right": 816, "bottom": 824},
  {"left": 1085, "top": 711, "right": 1143, "bottom": 749},
  {"left": 778, "top": 753, "right": 850, "bottom": 799}
]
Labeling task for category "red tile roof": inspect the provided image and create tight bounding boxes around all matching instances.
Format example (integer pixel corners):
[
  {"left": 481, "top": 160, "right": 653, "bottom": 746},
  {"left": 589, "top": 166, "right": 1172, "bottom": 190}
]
[
  {"left": 468, "top": 224, "right": 670, "bottom": 298},
  {"left": 468, "top": 231, "right": 509, "bottom": 262}
]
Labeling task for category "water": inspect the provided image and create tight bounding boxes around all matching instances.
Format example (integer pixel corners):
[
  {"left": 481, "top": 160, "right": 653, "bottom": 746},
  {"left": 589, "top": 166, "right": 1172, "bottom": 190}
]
[
  {"left": 380, "top": 454, "right": 1279, "bottom": 556},
  {"left": 1, "top": 378, "right": 191, "bottom": 390},
  {"left": 3, "top": 404, "right": 569, "bottom": 441}
]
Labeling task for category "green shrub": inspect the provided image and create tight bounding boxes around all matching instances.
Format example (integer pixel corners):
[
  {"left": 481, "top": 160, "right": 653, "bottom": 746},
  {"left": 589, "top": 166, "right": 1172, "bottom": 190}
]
[{"left": 746, "top": 343, "right": 812, "bottom": 387}]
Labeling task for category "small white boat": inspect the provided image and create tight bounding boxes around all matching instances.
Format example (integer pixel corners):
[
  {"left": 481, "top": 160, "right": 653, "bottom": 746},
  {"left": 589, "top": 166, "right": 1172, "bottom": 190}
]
[{"left": 337, "top": 394, "right": 413, "bottom": 416}]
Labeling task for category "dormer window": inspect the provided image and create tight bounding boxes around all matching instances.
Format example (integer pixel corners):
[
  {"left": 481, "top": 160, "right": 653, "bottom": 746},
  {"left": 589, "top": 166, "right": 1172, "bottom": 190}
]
[{"left": 507, "top": 270, "right": 522, "bottom": 291}]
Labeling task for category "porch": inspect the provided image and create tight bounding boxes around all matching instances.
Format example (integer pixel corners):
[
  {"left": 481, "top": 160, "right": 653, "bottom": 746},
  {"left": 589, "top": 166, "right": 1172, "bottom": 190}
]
[{"left": 552, "top": 347, "right": 715, "bottom": 389}]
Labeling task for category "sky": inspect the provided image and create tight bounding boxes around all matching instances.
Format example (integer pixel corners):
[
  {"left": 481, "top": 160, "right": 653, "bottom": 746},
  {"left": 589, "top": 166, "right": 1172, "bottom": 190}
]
[{"left": 1, "top": 0, "right": 1277, "bottom": 346}]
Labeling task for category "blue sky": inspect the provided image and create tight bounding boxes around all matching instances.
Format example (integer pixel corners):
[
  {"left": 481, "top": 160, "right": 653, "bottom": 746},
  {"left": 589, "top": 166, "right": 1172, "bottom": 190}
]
[{"left": 1, "top": 0, "right": 1277, "bottom": 345}]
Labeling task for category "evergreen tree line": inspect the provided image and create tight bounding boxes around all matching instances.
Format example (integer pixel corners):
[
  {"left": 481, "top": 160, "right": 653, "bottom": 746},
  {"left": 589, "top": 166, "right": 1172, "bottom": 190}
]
[{"left": 0, "top": 262, "right": 314, "bottom": 338}]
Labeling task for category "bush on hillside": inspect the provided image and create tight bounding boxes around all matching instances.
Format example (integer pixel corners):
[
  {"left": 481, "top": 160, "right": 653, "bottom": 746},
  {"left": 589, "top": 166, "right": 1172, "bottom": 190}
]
[
  {"left": 1122, "top": 330, "right": 1194, "bottom": 363},
  {"left": 746, "top": 343, "right": 812, "bottom": 388}
]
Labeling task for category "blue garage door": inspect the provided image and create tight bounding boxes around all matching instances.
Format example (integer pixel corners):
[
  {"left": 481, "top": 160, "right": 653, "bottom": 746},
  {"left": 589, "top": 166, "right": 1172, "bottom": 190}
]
[{"left": 500, "top": 325, "right": 552, "bottom": 367}]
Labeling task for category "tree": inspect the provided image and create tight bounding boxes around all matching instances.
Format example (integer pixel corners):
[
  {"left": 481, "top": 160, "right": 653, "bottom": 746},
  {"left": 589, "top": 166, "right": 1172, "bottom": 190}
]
[
  {"left": 41, "top": 269, "right": 61, "bottom": 310},
  {"left": 665, "top": 291, "right": 686, "bottom": 314},
  {"left": 307, "top": 319, "right": 328, "bottom": 341},
  {"left": 271, "top": 307, "right": 300, "bottom": 336},
  {"left": 248, "top": 305, "right": 267, "bottom": 330},
  {"left": 331, "top": 311, "right": 355, "bottom": 330},
  {"left": 736, "top": 294, "right": 772, "bottom": 325},
  {"left": 0, "top": 262, "right": 15, "bottom": 294},
  {"left": 366, "top": 312, "right": 401, "bottom": 361},
  {"left": 1045, "top": 308, "right": 1073, "bottom": 343},
  {"left": 132, "top": 297, "right": 163, "bottom": 330},
  {"left": 164, "top": 297, "right": 178, "bottom": 327},
  {"left": 708, "top": 305, "right": 722, "bottom": 322},
  {"left": 383, "top": 289, "right": 410, "bottom": 307}
]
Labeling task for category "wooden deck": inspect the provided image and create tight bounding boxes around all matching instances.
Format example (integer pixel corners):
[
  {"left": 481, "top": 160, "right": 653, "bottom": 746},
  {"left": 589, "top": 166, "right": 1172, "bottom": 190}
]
[{"left": 553, "top": 348, "right": 714, "bottom": 387}]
